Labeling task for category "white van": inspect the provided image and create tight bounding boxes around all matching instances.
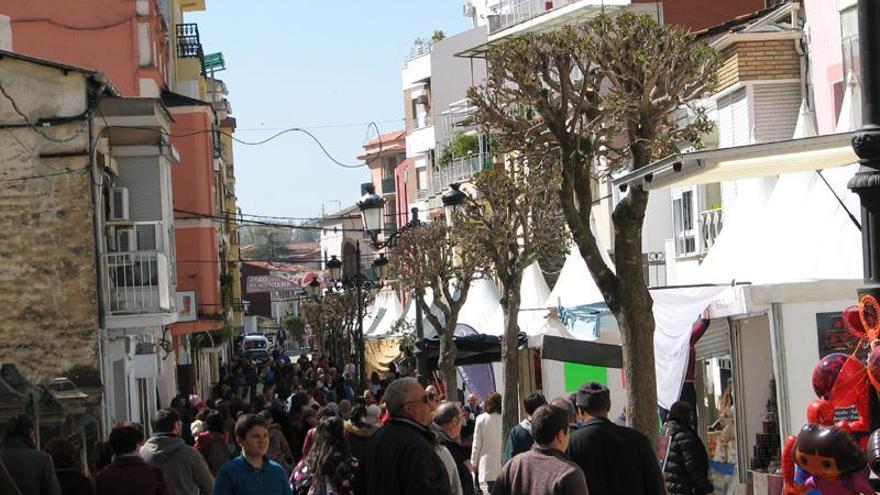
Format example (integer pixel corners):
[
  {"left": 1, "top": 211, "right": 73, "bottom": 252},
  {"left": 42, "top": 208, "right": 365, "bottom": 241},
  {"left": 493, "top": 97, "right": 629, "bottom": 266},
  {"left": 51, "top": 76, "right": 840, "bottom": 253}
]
[{"left": 241, "top": 334, "right": 270, "bottom": 362}]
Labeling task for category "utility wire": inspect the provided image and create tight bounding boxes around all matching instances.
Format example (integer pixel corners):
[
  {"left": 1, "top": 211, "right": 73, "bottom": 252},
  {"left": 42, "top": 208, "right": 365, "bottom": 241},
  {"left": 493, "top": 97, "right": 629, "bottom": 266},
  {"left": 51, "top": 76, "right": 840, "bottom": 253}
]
[
  {"left": 0, "top": 166, "right": 89, "bottom": 184},
  {"left": 0, "top": 81, "right": 89, "bottom": 143}
]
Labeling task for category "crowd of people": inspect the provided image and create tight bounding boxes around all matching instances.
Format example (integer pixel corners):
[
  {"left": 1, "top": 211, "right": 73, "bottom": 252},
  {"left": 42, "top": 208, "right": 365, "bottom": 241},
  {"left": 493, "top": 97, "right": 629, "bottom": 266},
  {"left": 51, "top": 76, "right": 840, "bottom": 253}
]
[{"left": 0, "top": 350, "right": 717, "bottom": 495}]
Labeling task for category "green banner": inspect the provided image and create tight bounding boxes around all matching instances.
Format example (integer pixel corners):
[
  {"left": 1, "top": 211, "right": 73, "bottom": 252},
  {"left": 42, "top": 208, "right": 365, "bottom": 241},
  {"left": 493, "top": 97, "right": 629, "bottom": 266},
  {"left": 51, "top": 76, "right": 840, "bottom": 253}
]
[{"left": 564, "top": 362, "right": 608, "bottom": 392}]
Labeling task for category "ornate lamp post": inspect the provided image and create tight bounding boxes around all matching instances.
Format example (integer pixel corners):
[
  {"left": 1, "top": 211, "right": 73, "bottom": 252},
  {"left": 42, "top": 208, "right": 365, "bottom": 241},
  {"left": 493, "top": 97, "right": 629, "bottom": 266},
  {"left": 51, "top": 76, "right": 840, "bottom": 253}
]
[
  {"left": 442, "top": 183, "right": 468, "bottom": 226},
  {"left": 849, "top": 0, "right": 880, "bottom": 302}
]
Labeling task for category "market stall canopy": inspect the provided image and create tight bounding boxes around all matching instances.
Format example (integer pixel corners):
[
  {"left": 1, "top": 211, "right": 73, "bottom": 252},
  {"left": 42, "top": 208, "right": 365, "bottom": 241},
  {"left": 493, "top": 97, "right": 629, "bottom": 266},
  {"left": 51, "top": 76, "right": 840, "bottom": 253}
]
[
  {"left": 364, "top": 289, "right": 404, "bottom": 338},
  {"left": 457, "top": 277, "right": 504, "bottom": 337},
  {"left": 611, "top": 131, "right": 859, "bottom": 192},
  {"left": 519, "top": 262, "right": 552, "bottom": 337},
  {"left": 415, "top": 332, "right": 528, "bottom": 367},
  {"left": 546, "top": 240, "right": 614, "bottom": 309},
  {"left": 678, "top": 87, "right": 862, "bottom": 287}
]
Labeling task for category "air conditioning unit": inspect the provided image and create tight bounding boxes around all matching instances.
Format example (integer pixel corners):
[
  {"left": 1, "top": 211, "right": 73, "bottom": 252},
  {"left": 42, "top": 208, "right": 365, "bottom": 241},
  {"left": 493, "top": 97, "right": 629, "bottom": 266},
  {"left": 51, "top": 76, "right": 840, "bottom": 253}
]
[
  {"left": 116, "top": 227, "right": 138, "bottom": 253},
  {"left": 109, "top": 187, "right": 130, "bottom": 221},
  {"left": 463, "top": 2, "right": 476, "bottom": 17}
]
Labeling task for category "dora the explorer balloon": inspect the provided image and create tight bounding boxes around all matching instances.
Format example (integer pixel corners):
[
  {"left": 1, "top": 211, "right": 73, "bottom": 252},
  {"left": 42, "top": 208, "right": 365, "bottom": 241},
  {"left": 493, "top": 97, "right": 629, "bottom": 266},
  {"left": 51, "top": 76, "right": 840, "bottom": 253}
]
[{"left": 793, "top": 424, "right": 873, "bottom": 495}]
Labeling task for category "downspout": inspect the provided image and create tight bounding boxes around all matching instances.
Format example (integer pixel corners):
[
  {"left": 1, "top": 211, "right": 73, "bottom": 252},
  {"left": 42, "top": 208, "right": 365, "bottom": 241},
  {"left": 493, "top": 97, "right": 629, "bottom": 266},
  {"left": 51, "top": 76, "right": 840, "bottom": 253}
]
[
  {"left": 792, "top": 2, "right": 812, "bottom": 111},
  {"left": 87, "top": 80, "right": 111, "bottom": 436}
]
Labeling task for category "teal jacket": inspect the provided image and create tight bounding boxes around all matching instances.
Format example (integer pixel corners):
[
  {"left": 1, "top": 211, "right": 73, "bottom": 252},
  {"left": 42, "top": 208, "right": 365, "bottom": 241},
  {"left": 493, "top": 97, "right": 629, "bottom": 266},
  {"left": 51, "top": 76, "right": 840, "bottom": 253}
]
[
  {"left": 214, "top": 455, "right": 291, "bottom": 495},
  {"left": 502, "top": 420, "right": 534, "bottom": 464}
]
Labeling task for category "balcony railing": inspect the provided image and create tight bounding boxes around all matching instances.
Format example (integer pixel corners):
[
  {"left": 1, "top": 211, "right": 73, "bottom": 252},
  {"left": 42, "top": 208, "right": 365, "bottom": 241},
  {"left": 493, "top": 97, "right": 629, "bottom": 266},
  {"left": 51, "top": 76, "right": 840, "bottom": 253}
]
[
  {"left": 405, "top": 39, "right": 433, "bottom": 62},
  {"left": 103, "top": 251, "right": 172, "bottom": 315},
  {"left": 175, "top": 23, "right": 203, "bottom": 59},
  {"left": 700, "top": 208, "right": 723, "bottom": 251},
  {"left": 429, "top": 154, "right": 493, "bottom": 195},
  {"left": 488, "top": 0, "right": 577, "bottom": 34},
  {"left": 381, "top": 178, "right": 396, "bottom": 195},
  {"left": 409, "top": 114, "right": 434, "bottom": 130}
]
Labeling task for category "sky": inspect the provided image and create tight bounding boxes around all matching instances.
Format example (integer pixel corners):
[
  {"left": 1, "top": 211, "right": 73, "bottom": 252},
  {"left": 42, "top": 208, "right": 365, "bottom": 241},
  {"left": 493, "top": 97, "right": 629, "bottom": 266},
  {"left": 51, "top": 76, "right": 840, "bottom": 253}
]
[{"left": 188, "top": 2, "right": 471, "bottom": 220}]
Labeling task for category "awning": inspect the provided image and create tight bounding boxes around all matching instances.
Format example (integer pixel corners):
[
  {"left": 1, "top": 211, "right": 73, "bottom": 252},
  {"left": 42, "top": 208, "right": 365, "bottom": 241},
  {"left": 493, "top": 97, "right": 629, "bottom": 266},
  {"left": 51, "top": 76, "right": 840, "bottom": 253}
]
[{"left": 612, "top": 131, "right": 859, "bottom": 191}]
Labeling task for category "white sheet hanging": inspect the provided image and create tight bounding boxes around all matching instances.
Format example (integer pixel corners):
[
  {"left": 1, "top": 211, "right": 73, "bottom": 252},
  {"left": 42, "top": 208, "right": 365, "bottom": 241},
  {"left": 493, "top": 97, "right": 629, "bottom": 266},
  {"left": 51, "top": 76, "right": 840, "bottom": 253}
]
[{"left": 650, "top": 285, "right": 730, "bottom": 410}]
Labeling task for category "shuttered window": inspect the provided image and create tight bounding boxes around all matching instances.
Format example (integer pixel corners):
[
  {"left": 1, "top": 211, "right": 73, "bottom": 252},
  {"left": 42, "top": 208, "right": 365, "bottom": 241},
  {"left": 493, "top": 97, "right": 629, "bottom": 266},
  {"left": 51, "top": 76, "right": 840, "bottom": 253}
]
[
  {"left": 716, "top": 88, "right": 749, "bottom": 148},
  {"left": 753, "top": 83, "right": 802, "bottom": 143},
  {"left": 695, "top": 318, "right": 732, "bottom": 360}
]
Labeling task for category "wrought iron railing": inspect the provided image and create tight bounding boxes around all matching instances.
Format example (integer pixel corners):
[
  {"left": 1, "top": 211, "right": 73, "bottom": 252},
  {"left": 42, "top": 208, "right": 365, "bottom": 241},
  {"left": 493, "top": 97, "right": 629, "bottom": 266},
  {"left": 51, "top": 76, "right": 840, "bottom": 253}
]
[
  {"left": 700, "top": 208, "right": 723, "bottom": 251},
  {"left": 429, "top": 154, "right": 493, "bottom": 195},
  {"left": 175, "top": 23, "right": 203, "bottom": 59},
  {"left": 103, "top": 251, "right": 172, "bottom": 314},
  {"left": 488, "top": 0, "right": 576, "bottom": 34}
]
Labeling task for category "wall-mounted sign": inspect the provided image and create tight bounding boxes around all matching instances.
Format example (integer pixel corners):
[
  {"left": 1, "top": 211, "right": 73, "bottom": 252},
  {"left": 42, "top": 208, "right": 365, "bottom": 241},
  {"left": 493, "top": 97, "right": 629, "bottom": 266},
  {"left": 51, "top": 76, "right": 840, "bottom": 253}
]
[
  {"left": 176, "top": 291, "right": 197, "bottom": 322},
  {"left": 246, "top": 275, "right": 300, "bottom": 293}
]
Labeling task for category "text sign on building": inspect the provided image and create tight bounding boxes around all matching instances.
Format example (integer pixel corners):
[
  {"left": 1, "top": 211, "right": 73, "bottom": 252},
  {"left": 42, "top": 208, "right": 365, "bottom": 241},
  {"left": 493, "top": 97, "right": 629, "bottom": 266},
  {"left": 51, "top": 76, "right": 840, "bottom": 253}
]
[{"left": 247, "top": 276, "right": 300, "bottom": 293}]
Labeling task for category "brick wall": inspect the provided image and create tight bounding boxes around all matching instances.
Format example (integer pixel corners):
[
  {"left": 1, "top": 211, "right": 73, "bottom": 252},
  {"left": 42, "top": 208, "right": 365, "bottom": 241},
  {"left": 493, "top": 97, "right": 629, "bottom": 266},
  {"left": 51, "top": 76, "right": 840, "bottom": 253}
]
[
  {"left": 717, "top": 39, "right": 801, "bottom": 92},
  {"left": 0, "top": 59, "right": 101, "bottom": 386}
]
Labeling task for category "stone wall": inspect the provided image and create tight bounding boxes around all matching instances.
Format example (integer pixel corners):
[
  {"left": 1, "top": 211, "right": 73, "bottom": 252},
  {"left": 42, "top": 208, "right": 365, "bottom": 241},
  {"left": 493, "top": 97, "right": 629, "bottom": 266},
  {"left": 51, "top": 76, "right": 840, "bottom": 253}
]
[{"left": 0, "top": 57, "right": 101, "bottom": 386}]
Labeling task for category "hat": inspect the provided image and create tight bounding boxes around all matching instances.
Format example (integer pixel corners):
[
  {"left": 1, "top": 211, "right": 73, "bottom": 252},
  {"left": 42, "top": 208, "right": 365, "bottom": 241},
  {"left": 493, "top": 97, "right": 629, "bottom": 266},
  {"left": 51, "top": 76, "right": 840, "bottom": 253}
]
[{"left": 576, "top": 382, "right": 611, "bottom": 411}]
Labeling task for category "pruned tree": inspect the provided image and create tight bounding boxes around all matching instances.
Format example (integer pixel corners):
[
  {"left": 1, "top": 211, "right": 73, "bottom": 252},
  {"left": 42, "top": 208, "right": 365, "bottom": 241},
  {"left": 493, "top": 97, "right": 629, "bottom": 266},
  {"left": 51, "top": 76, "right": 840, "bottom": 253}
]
[
  {"left": 302, "top": 290, "right": 372, "bottom": 368},
  {"left": 469, "top": 13, "right": 718, "bottom": 442},
  {"left": 456, "top": 163, "right": 568, "bottom": 439},
  {"left": 391, "top": 222, "right": 490, "bottom": 396}
]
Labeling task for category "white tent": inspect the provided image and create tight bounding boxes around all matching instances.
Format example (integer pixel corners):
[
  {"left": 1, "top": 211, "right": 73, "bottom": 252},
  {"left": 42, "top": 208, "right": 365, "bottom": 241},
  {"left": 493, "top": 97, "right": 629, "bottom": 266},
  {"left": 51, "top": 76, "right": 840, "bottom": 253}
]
[
  {"left": 518, "top": 262, "right": 552, "bottom": 337},
  {"left": 456, "top": 278, "right": 505, "bottom": 337},
  {"left": 364, "top": 290, "right": 404, "bottom": 338},
  {"left": 546, "top": 242, "right": 611, "bottom": 308}
]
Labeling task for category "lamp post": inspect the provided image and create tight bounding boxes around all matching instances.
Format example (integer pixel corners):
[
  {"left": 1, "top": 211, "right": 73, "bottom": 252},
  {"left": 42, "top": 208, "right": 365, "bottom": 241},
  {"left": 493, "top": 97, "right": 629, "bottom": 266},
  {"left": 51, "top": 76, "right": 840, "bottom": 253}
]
[
  {"left": 442, "top": 183, "right": 468, "bottom": 226},
  {"left": 849, "top": 0, "right": 880, "bottom": 302},
  {"left": 357, "top": 189, "right": 426, "bottom": 377}
]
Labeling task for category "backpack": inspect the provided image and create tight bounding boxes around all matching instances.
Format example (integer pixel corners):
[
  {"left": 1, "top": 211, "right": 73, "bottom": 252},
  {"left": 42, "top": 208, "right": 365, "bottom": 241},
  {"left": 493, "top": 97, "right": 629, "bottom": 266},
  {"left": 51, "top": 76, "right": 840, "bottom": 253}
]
[{"left": 291, "top": 460, "right": 338, "bottom": 495}]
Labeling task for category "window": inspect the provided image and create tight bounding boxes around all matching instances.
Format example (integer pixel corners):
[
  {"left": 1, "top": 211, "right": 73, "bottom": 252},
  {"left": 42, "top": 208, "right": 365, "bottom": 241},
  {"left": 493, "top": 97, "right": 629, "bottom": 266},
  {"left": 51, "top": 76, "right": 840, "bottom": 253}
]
[
  {"left": 673, "top": 189, "right": 697, "bottom": 256},
  {"left": 841, "top": 7, "right": 860, "bottom": 79}
]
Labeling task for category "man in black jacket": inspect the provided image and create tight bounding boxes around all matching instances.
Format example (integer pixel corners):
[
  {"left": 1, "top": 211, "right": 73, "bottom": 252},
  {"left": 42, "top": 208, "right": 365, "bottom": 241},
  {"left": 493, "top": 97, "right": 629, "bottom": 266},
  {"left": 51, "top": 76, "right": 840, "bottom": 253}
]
[
  {"left": 365, "top": 377, "right": 451, "bottom": 495},
  {"left": 567, "top": 383, "right": 664, "bottom": 495}
]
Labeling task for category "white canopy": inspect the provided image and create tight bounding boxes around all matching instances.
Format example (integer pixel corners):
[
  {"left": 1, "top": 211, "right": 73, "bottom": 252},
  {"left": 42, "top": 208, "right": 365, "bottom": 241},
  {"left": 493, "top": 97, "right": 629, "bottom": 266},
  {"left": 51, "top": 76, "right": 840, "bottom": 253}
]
[
  {"left": 518, "top": 262, "right": 552, "bottom": 336},
  {"left": 457, "top": 278, "right": 505, "bottom": 337},
  {"left": 546, "top": 240, "right": 614, "bottom": 308},
  {"left": 364, "top": 290, "right": 404, "bottom": 338}
]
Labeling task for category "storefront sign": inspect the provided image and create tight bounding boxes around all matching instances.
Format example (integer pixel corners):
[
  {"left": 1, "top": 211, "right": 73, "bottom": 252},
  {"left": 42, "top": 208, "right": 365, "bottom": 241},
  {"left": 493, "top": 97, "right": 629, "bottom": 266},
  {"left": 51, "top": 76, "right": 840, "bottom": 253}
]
[
  {"left": 246, "top": 275, "right": 300, "bottom": 293},
  {"left": 176, "top": 291, "right": 197, "bottom": 322}
]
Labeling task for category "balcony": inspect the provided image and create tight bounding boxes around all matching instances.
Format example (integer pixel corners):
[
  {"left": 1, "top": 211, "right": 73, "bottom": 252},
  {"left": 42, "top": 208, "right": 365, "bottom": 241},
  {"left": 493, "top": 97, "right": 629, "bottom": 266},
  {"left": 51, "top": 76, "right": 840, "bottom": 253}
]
[
  {"left": 488, "top": 0, "right": 574, "bottom": 33},
  {"left": 429, "top": 154, "right": 493, "bottom": 195},
  {"left": 381, "top": 178, "right": 396, "bottom": 195},
  {"left": 700, "top": 208, "right": 723, "bottom": 251},
  {"left": 175, "top": 24, "right": 203, "bottom": 59},
  {"left": 405, "top": 39, "right": 433, "bottom": 63},
  {"left": 103, "top": 251, "right": 172, "bottom": 315}
]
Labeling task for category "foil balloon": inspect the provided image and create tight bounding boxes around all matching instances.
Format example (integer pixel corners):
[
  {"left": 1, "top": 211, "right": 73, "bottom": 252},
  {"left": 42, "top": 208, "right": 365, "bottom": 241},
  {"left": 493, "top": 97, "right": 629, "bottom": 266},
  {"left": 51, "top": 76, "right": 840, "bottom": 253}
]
[
  {"left": 868, "top": 429, "right": 880, "bottom": 476},
  {"left": 806, "top": 399, "right": 835, "bottom": 425},
  {"left": 813, "top": 353, "right": 850, "bottom": 399},
  {"left": 794, "top": 424, "right": 873, "bottom": 495},
  {"left": 844, "top": 305, "right": 868, "bottom": 340},
  {"left": 867, "top": 345, "right": 880, "bottom": 392}
]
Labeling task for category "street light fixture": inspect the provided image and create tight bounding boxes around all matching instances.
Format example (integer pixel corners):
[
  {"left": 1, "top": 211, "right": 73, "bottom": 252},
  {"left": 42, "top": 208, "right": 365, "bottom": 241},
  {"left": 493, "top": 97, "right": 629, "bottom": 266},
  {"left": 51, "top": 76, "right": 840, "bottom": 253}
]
[
  {"left": 373, "top": 253, "right": 390, "bottom": 280},
  {"left": 358, "top": 184, "right": 386, "bottom": 234},
  {"left": 327, "top": 255, "right": 343, "bottom": 281},
  {"left": 307, "top": 278, "right": 321, "bottom": 298},
  {"left": 442, "top": 183, "right": 468, "bottom": 226}
]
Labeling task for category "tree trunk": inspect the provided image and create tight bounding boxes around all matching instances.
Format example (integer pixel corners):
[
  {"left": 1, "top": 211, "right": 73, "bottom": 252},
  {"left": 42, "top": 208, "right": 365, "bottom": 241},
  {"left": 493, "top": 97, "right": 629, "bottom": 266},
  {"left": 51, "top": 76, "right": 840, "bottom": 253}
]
[
  {"left": 613, "top": 186, "right": 659, "bottom": 447},
  {"left": 438, "top": 324, "right": 458, "bottom": 398},
  {"left": 500, "top": 282, "right": 522, "bottom": 443}
]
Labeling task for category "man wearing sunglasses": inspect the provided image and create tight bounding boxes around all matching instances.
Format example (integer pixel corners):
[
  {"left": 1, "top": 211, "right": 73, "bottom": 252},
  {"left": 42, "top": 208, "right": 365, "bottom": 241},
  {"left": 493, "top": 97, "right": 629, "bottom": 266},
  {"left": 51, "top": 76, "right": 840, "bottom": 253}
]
[{"left": 365, "top": 377, "right": 452, "bottom": 495}]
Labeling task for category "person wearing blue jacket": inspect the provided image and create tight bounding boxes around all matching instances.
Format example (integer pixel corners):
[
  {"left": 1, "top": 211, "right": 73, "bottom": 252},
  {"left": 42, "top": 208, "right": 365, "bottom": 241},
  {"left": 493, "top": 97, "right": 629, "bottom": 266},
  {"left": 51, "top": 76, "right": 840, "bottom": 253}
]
[{"left": 214, "top": 414, "right": 291, "bottom": 495}]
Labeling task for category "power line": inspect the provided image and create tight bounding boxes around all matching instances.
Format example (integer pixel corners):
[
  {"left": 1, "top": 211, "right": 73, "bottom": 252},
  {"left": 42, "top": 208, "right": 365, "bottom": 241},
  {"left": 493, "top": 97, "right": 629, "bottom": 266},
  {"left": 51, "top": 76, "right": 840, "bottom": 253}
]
[
  {"left": 174, "top": 208, "right": 378, "bottom": 233},
  {"left": 0, "top": 81, "right": 89, "bottom": 143},
  {"left": 0, "top": 166, "right": 89, "bottom": 185}
]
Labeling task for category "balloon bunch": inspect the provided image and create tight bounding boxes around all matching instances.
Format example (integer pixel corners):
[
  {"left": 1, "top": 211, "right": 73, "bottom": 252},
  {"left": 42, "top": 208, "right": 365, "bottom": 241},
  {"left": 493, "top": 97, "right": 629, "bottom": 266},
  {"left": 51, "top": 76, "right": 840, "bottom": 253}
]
[{"left": 781, "top": 297, "right": 880, "bottom": 495}]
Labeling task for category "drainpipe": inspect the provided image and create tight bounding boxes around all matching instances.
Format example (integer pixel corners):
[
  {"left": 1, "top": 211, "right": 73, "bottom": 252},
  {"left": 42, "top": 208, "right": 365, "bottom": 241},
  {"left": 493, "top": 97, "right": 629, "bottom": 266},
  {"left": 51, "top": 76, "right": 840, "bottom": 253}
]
[
  {"left": 87, "top": 81, "right": 111, "bottom": 436},
  {"left": 791, "top": 2, "right": 811, "bottom": 110}
]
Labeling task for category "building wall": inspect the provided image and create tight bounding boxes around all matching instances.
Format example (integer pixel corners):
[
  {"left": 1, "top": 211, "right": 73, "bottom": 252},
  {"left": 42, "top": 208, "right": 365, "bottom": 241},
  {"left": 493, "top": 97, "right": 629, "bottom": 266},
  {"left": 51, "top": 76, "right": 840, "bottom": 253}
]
[
  {"left": 717, "top": 39, "right": 801, "bottom": 92},
  {"left": 803, "top": 0, "right": 845, "bottom": 134},
  {"left": 0, "top": 58, "right": 100, "bottom": 385},
  {"left": 0, "top": 0, "right": 169, "bottom": 96},
  {"left": 169, "top": 107, "right": 222, "bottom": 326},
  {"left": 652, "top": 0, "right": 766, "bottom": 31},
  {"left": 430, "top": 27, "right": 489, "bottom": 146}
]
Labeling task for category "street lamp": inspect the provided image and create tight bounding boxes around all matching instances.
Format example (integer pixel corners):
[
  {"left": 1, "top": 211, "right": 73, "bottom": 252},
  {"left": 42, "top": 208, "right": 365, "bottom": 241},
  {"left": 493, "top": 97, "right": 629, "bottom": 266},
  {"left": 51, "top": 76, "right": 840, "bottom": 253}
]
[
  {"left": 849, "top": 0, "right": 880, "bottom": 302},
  {"left": 358, "top": 185, "right": 386, "bottom": 234},
  {"left": 442, "top": 183, "right": 468, "bottom": 226},
  {"left": 373, "top": 253, "right": 390, "bottom": 281},
  {"left": 307, "top": 278, "right": 321, "bottom": 298},
  {"left": 326, "top": 255, "right": 343, "bottom": 281}
]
